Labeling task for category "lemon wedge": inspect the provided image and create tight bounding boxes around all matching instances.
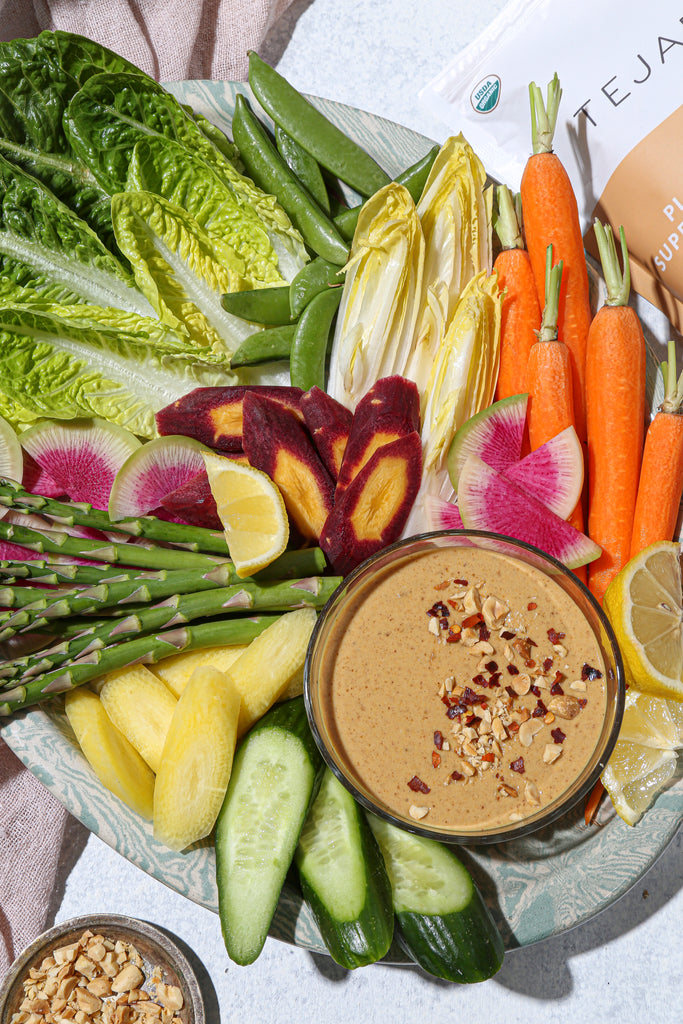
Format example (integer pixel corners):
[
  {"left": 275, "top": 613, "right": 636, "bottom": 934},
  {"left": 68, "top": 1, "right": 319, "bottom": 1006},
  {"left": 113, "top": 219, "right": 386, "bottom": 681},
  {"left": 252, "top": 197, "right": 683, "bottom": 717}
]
[
  {"left": 203, "top": 453, "right": 289, "bottom": 578},
  {"left": 603, "top": 541, "right": 683, "bottom": 700},
  {"left": 601, "top": 740, "right": 678, "bottom": 826},
  {"left": 618, "top": 687, "right": 683, "bottom": 749}
]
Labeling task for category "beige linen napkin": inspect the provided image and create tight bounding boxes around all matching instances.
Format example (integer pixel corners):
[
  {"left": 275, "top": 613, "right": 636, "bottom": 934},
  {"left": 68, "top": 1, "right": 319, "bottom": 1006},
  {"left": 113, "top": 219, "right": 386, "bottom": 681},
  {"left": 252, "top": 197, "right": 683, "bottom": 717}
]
[
  {"left": 0, "top": 0, "right": 295, "bottom": 979},
  {"left": 0, "top": 0, "right": 295, "bottom": 81}
]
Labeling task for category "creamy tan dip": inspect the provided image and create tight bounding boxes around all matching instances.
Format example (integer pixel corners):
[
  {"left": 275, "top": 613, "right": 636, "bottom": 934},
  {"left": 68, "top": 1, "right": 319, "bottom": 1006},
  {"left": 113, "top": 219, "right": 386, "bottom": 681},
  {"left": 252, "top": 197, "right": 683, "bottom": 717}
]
[{"left": 320, "top": 545, "right": 608, "bottom": 833}]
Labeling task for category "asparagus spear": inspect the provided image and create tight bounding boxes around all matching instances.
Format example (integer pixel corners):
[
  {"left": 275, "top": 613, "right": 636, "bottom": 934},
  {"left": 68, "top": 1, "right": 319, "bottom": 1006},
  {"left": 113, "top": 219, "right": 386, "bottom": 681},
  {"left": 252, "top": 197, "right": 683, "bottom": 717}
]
[
  {"left": 0, "top": 616, "right": 283, "bottom": 715},
  {"left": 0, "top": 575, "right": 341, "bottom": 685}
]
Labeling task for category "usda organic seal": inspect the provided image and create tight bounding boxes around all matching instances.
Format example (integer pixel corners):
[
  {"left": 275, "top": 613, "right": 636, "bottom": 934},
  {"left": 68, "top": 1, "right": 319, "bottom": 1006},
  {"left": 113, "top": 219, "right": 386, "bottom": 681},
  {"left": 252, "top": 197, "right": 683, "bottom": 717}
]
[{"left": 470, "top": 75, "right": 501, "bottom": 113}]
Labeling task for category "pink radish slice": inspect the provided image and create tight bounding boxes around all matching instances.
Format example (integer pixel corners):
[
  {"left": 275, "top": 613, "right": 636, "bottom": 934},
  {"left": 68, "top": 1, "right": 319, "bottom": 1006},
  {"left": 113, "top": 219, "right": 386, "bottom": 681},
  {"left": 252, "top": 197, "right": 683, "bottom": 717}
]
[
  {"left": 159, "top": 471, "right": 222, "bottom": 530},
  {"left": 447, "top": 393, "right": 528, "bottom": 490},
  {"left": 20, "top": 418, "right": 141, "bottom": 511},
  {"left": 21, "top": 452, "right": 65, "bottom": 499},
  {"left": 108, "top": 435, "right": 213, "bottom": 521},
  {"left": 457, "top": 455, "right": 600, "bottom": 569},
  {"left": 496, "top": 425, "right": 583, "bottom": 519}
]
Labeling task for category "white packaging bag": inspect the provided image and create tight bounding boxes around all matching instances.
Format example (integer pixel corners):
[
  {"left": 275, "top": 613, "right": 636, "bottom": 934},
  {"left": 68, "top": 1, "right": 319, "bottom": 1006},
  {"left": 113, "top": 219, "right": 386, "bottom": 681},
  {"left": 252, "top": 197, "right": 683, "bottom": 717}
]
[{"left": 420, "top": 0, "right": 683, "bottom": 331}]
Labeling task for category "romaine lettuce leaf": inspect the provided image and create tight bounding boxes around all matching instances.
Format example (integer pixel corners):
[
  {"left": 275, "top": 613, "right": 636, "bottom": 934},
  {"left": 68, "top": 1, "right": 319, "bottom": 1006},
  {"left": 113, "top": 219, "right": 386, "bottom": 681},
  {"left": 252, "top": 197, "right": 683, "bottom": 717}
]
[
  {"left": 0, "top": 153, "right": 152, "bottom": 314},
  {"left": 0, "top": 304, "right": 234, "bottom": 438}
]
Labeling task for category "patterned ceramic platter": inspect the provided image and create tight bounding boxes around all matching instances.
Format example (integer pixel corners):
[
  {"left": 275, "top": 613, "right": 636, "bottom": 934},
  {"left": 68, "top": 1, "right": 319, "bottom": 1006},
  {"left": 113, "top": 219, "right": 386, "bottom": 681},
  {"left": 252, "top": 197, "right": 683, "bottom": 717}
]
[{"left": 1, "top": 81, "right": 681, "bottom": 956}]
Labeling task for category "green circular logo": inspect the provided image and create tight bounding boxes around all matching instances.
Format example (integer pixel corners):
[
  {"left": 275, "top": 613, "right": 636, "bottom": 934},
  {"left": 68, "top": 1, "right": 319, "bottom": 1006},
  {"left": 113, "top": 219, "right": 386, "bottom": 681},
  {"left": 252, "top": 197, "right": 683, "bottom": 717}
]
[{"left": 470, "top": 76, "right": 501, "bottom": 114}]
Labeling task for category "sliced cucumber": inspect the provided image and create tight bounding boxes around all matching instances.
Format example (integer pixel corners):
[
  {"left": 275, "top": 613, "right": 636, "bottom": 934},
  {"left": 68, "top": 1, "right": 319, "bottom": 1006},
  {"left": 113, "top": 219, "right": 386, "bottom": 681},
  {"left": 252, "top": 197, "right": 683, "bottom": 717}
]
[
  {"left": 295, "top": 769, "right": 394, "bottom": 969},
  {"left": 215, "top": 697, "right": 322, "bottom": 965},
  {"left": 367, "top": 813, "right": 504, "bottom": 983}
]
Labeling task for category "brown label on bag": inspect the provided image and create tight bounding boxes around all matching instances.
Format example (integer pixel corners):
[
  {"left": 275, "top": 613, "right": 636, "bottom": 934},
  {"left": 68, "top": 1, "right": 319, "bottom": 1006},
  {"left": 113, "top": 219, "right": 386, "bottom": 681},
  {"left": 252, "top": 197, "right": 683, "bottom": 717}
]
[{"left": 590, "top": 104, "right": 683, "bottom": 331}]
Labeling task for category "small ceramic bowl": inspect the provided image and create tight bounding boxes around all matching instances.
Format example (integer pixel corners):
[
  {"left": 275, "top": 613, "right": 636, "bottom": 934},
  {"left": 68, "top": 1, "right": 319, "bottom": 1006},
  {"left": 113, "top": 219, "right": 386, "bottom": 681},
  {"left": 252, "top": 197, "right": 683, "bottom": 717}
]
[
  {"left": 304, "top": 530, "right": 625, "bottom": 845},
  {"left": 0, "top": 915, "right": 205, "bottom": 1024}
]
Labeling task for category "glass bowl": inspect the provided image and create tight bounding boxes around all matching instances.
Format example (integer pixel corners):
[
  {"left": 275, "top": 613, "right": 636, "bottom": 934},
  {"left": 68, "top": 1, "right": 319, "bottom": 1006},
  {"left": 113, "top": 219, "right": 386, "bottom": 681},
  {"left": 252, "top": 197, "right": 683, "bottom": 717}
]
[{"left": 304, "top": 530, "right": 625, "bottom": 845}]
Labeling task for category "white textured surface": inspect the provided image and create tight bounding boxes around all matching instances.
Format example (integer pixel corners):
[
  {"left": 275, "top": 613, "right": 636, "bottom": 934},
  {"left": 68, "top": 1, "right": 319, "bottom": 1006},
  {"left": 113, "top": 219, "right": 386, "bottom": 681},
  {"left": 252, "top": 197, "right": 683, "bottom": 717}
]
[{"left": 54, "top": 1, "right": 682, "bottom": 1019}]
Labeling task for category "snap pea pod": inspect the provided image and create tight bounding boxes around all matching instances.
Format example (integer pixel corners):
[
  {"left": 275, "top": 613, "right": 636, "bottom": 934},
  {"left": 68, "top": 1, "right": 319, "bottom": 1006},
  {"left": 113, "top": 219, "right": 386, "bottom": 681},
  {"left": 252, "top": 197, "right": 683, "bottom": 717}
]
[
  {"left": 334, "top": 144, "right": 441, "bottom": 241},
  {"left": 221, "top": 285, "right": 292, "bottom": 325},
  {"left": 230, "top": 324, "right": 296, "bottom": 367},
  {"left": 289, "top": 286, "right": 342, "bottom": 391},
  {"left": 289, "top": 257, "right": 345, "bottom": 319},
  {"left": 232, "top": 94, "right": 349, "bottom": 267},
  {"left": 248, "top": 50, "right": 391, "bottom": 198},
  {"left": 274, "top": 124, "right": 331, "bottom": 215}
]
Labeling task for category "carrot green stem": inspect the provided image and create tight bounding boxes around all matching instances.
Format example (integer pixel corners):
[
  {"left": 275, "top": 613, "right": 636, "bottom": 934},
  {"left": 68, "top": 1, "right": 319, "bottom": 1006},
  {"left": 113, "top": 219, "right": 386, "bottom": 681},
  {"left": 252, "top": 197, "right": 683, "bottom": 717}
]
[
  {"left": 593, "top": 220, "right": 630, "bottom": 306},
  {"left": 537, "top": 244, "right": 563, "bottom": 342},
  {"left": 660, "top": 339, "right": 683, "bottom": 414},
  {"left": 493, "top": 185, "right": 524, "bottom": 250},
  {"left": 529, "top": 73, "right": 562, "bottom": 155}
]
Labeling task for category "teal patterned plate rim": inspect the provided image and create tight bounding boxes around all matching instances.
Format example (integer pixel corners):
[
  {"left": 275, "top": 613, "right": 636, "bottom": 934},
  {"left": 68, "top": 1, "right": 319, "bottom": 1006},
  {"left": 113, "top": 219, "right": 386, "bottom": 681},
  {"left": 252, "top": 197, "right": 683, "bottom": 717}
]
[{"left": 1, "top": 80, "right": 681, "bottom": 958}]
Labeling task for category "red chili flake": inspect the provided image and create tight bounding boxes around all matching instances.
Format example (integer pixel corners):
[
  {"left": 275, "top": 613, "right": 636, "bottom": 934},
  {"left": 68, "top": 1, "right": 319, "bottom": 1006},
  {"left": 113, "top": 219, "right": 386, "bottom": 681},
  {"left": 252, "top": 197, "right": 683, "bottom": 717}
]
[
  {"left": 434, "top": 579, "right": 451, "bottom": 591},
  {"left": 428, "top": 601, "right": 450, "bottom": 618},
  {"left": 508, "top": 721, "right": 520, "bottom": 734},
  {"left": 472, "top": 673, "right": 488, "bottom": 688},
  {"left": 464, "top": 712, "right": 477, "bottom": 725},
  {"left": 446, "top": 627, "right": 461, "bottom": 644},
  {"left": 453, "top": 578, "right": 469, "bottom": 586},
  {"left": 408, "top": 775, "right": 430, "bottom": 793},
  {"left": 548, "top": 627, "right": 566, "bottom": 644},
  {"left": 441, "top": 693, "right": 453, "bottom": 707},
  {"left": 481, "top": 752, "right": 496, "bottom": 763},
  {"left": 582, "top": 663, "right": 603, "bottom": 681},
  {"left": 501, "top": 630, "right": 516, "bottom": 640},
  {"left": 450, "top": 770, "right": 464, "bottom": 781},
  {"left": 506, "top": 664, "right": 520, "bottom": 676},
  {"left": 446, "top": 706, "right": 460, "bottom": 719},
  {"left": 532, "top": 699, "right": 548, "bottom": 718},
  {"left": 543, "top": 657, "right": 554, "bottom": 672},
  {"left": 469, "top": 716, "right": 482, "bottom": 729},
  {"left": 510, "top": 757, "right": 525, "bottom": 774},
  {"left": 432, "top": 751, "right": 441, "bottom": 768},
  {"left": 434, "top": 730, "right": 444, "bottom": 750},
  {"left": 551, "top": 727, "right": 566, "bottom": 743},
  {"left": 488, "top": 672, "right": 502, "bottom": 688},
  {"left": 478, "top": 624, "right": 491, "bottom": 642},
  {"left": 485, "top": 660, "right": 498, "bottom": 673},
  {"left": 447, "top": 598, "right": 460, "bottom": 610},
  {"left": 462, "top": 612, "right": 483, "bottom": 628},
  {"left": 578, "top": 698, "right": 588, "bottom": 708},
  {"left": 505, "top": 685, "right": 517, "bottom": 698},
  {"left": 525, "top": 659, "right": 537, "bottom": 669},
  {"left": 527, "top": 601, "right": 537, "bottom": 611},
  {"left": 530, "top": 684, "right": 541, "bottom": 697},
  {"left": 439, "top": 616, "right": 449, "bottom": 630},
  {"left": 461, "top": 686, "right": 485, "bottom": 705},
  {"left": 550, "top": 680, "right": 564, "bottom": 696},
  {"left": 527, "top": 637, "right": 538, "bottom": 647}
]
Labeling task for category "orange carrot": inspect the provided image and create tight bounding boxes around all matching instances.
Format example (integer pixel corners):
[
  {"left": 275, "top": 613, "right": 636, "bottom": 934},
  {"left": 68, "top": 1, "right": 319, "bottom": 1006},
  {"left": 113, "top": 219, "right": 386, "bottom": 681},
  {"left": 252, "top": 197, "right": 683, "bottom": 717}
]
[
  {"left": 586, "top": 221, "right": 646, "bottom": 603},
  {"left": 526, "top": 245, "right": 587, "bottom": 581},
  {"left": 584, "top": 779, "right": 605, "bottom": 826},
  {"left": 520, "top": 74, "right": 592, "bottom": 443},
  {"left": 493, "top": 186, "right": 542, "bottom": 402},
  {"left": 630, "top": 340, "right": 683, "bottom": 557}
]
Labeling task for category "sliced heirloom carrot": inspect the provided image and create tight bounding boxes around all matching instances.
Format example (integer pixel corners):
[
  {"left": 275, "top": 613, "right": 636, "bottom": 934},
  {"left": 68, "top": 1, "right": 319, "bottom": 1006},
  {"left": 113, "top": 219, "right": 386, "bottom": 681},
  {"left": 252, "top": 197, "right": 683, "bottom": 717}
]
[
  {"left": 520, "top": 74, "right": 592, "bottom": 443},
  {"left": 300, "top": 386, "right": 354, "bottom": 480},
  {"left": 321, "top": 432, "right": 423, "bottom": 576},
  {"left": 98, "top": 664, "right": 178, "bottom": 774},
  {"left": 242, "top": 391, "right": 335, "bottom": 542},
  {"left": 492, "top": 186, "right": 542, "bottom": 402},
  {"left": 586, "top": 221, "right": 646, "bottom": 603}
]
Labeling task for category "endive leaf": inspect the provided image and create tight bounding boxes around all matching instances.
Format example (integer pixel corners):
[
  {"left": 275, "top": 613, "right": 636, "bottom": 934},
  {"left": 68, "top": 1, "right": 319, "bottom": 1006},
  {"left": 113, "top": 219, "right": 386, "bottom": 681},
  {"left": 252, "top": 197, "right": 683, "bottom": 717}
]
[{"left": 327, "top": 182, "right": 424, "bottom": 409}]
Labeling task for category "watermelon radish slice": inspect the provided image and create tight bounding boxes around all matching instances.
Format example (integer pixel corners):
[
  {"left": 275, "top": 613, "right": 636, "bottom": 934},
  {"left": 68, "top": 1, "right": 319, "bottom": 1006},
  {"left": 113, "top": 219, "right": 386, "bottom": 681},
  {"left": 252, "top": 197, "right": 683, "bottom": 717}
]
[
  {"left": 21, "top": 452, "right": 64, "bottom": 499},
  {"left": 501, "top": 426, "right": 583, "bottom": 519},
  {"left": 457, "top": 455, "right": 600, "bottom": 569},
  {"left": 108, "top": 435, "right": 213, "bottom": 521},
  {"left": 19, "top": 418, "right": 141, "bottom": 511},
  {"left": 447, "top": 393, "right": 528, "bottom": 490},
  {"left": 159, "top": 470, "right": 221, "bottom": 530}
]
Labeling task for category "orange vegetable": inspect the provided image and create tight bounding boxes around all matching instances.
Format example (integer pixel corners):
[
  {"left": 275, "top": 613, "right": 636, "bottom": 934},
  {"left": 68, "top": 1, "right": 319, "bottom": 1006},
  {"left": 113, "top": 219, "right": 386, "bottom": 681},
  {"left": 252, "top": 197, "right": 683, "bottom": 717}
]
[
  {"left": 586, "top": 221, "right": 646, "bottom": 603},
  {"left": 630, "top": 340, "right": 683, "bottom": 558},
  {"left": 584, "top": 779, "right": 605, "bottom": 826},
  {"left": 520, "top": 74, "right": 592, "bottom": 443},
  {"left": 493, "top": 186, "right": 542, "bottom": 402}
]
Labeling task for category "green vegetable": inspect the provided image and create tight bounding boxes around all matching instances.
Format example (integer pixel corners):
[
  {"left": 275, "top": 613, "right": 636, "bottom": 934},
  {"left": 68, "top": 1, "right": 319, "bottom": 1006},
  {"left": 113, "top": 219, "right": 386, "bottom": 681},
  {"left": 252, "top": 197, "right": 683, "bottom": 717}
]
[
  {"left": 367, "top": 814, "right": 504, "bottom": 983},
  {"left": 289, "top": 257, "right": 344, "bottom": 319},
  {"left": 231, "top": 94, "right": 349, "bottom": 267},
  {"left": 0, "top": 303, "right": 232, "bottom": 438},
  {"left": 289, "top": 286, "right": 342, "bottom": 392},
  {"left": 248, "top": 51, "right": 391, "bottom": 198},
  {"left": 215, "top": 697, "right": 323, "bottom": 965},
  {"left": 230, "top": 324, "right": 295, "bottom": 367},
  {"left": 295, "top": 770, "right": 394, "bottom": 969},
  {"left": 220, "top": 285, "right": 292, "bottom": 325},
  {"left": 274, "top": 124, "right": 331, "bottom": 214}
]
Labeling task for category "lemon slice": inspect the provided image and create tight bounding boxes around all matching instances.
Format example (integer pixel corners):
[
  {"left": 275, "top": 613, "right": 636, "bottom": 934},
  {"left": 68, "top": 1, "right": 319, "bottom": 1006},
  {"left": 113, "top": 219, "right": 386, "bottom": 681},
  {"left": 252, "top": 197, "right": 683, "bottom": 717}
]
[
  {"left": 601, "top": 740, "right": 678, "bottom": 826},
  {"left": 203, "top": 452, "right": 289, "bottom": 578},
  {"left": 603, "top": 541, "right": 683, "bottom": 700},
  {"left": 619, "top": 687, "right": 683, "bottom": 749}
]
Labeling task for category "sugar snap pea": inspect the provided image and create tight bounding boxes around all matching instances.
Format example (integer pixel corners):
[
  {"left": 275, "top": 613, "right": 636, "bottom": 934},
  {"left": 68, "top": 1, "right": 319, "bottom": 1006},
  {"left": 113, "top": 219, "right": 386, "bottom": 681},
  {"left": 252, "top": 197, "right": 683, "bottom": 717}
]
[
  {"left": 248, "top": 51, "right": 392, "bottom": 198},
  {"left": 274, "top": 124, "right": 331, "bottom": 215},
  {"left": 231, "top": 324, "right": 296, "bottom": 367},
  {"left": 221, "top": 285, "right": 292, "bottom": 325},
  {"left": 334, "top": 144, "right": 441, "bottom": 241},
  {"left": 232, "top": 93, "right": 349, "bottom": 267},
  {"left": 289, "top": 287, "right": 342, "bottom": 392},
  {"left": 289, "top": 257, "right": 345, "bottom": 319}
]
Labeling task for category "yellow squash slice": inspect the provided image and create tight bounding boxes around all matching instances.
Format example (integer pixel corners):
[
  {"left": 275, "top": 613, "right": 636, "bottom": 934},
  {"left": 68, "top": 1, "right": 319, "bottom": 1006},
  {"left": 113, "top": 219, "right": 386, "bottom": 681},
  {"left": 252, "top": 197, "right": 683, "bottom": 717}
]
[{"left": 98, "top": 665, "right": 177, "bottom": 773}]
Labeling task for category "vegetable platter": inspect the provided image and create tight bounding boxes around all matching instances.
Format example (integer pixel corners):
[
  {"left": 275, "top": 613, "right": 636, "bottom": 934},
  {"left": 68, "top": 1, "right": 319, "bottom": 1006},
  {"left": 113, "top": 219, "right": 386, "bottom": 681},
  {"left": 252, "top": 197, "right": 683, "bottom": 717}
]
[{"left": 1, "top": 71, "right": 681, "bottom": 960}]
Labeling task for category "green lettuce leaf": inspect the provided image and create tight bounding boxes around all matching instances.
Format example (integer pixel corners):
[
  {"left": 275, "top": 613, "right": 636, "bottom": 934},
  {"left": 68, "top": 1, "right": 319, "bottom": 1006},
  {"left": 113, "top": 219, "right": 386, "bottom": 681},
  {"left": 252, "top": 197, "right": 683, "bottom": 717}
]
[
  {"left": 0, "top": 153, "right": 152, "bottom": 313},
  {"left": 0, "top": 304, "right": 234, "bottom": 438},
  {"left": 126, "top": 137, "right": 286, "bottom": 288},
  {"left": 111, "top": 189, "right": 265, "bottom": 357}
]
